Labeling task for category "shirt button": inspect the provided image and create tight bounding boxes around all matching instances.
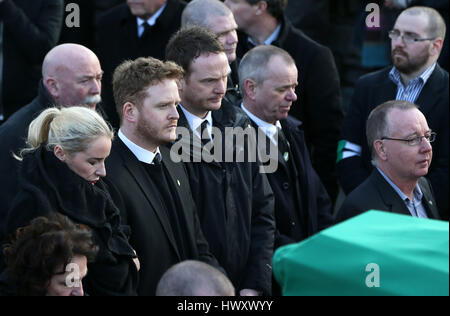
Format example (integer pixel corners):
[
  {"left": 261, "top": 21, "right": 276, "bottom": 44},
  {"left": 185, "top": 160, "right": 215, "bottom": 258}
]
[
  {"left": 283, "top": 182, "right": 290, "bottom": 190},
  {"left": 291, "top": 222, "right": 296, "bottom": 227}
]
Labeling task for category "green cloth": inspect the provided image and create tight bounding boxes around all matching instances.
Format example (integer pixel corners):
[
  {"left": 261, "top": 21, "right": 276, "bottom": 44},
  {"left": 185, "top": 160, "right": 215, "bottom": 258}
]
[{"left": 273, "top": 211, "right": 449, "bottom": 296}]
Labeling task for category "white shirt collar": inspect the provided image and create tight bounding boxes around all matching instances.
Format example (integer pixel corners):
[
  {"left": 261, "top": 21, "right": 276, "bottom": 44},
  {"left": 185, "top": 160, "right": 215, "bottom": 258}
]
[
  {"left": 136, "top": 2, "right": 167, "bottom": 37},
  {"left": 179, "top": 104, "right": 213, "bottom": 138},
  {"left": 241, "top": 103, "right": 281, "bottom": 144},
  {"left": 118, "top": 129, "right": 161, "bottom": 164}
]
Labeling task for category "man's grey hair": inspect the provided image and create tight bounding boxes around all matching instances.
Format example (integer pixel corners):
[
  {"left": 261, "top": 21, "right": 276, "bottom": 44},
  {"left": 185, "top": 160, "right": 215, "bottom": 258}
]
[
  {"left": 402, "top": 6, "right": 446, "bottom": 40},
  {"left": 238, "top": 45, "right": 296, "bottom": 98},
  {"left": 366, "top": 100, "right": 419, "bottom": 161},
  {"left": 156, "top": 260, "right": 235, "bottom": 296},
  {"left": 181, "top": 0, "right": 232, "bottom": 29}
]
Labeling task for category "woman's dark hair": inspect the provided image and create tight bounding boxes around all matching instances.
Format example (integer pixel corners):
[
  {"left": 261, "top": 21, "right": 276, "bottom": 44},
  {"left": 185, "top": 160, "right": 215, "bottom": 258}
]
[{"left": 3, "top": 213, "right": 98, "bottom": 296}]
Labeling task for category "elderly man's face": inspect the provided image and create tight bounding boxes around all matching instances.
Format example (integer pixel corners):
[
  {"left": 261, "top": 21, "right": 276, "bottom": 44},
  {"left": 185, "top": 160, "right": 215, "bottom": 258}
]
[
  {"left": 54, "top": 54, "right": 103, "bottom": 109},
  {"left": 206, "top": 13, "right": 238, "bottom": 63},
  {"left": 381, "top": 108, "right": 433, "bottom": 182},
  {"left": 127, "top": 0, "right": 167, "bottom": 19},
  {"left": 391, "top": 12, "right": 435, "bottom": 75},
  {"left": 252, "top": 56, "right": 298, "bottom": 125}
]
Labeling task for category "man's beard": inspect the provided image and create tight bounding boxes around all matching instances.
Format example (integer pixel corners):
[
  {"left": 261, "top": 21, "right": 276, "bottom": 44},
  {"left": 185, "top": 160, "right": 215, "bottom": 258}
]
[{"left": 392, "top": 48, "right": 430, "bottom": 75}]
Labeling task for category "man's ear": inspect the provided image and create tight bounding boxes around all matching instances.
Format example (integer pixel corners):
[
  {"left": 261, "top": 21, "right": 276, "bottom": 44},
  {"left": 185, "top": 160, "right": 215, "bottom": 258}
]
[
  {"left": 373, "top": 139, "right": 387, "bottom": 161},
  {"left": 255, "top": 1, "right": 268, "bottom": 15},
  {"left": 244, "top": 79, "right": 258, "bottom": 101},
  {"left": 430, "top": 37, "right": 443, "bottom": 57},
  {"left": 123, "top": 102, "right": 138, "bottom": 124},
  {"left": 54, "top": 145, "right": 66, "bottom": 162},
  {"left": 45, "top": 77, "right": 59, "bottom": 99}
]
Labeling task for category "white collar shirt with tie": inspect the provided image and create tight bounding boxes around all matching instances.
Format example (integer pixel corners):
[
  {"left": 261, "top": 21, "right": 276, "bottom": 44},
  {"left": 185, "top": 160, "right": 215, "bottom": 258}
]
[
  {"left": 136, "top": 2, "right": 167, "bottom": 37},
  {"left": 118, "top": 129, "right": 162, "bottom": 164}
]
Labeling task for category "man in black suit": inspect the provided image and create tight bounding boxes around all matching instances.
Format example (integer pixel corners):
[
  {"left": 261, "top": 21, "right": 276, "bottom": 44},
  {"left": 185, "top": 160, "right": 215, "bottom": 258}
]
[
  {"left": 338, "top": 6, "right": 449, "bottom": 220},
  {"left": 238, "top": 45, "right": 334, "bottom": 295},
  {"left": 0, "top": 0, "right": 63, "bottom": 122},
  {"left": 0, "top": 43, "right": 103, "bottom": 230},
  {"left": 239, "top": 45, "right": 334, "bottom": 248},
  {"left": 105, "top": 56, "right": 220, "bottom": 296},
  {"left": 336, "top": 100, "right": 440, "bottom": 222},
  {"left": 166, "top": 27, "right": 275, "bottom": 296},
  {"left": 96, "top": 0, "right": 186, "bottom": 128},
  {"left": 224, "top": 0, "right": 343, "bottom": 205}
]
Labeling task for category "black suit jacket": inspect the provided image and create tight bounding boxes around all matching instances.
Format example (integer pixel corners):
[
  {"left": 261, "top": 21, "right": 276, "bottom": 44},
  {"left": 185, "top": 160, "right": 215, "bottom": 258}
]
[
  {"left": 105, "top": 138, "right": 219, "bottom": 296},
  {"left": 237, "top": 15, "right": 343, "bottom": 203},
  {"left": 174, "top": 105, "right": 275, "bottom": 295},
  {"left": 95, "top": 0, "right": 186, "bottom": 128},
  {"left": 338, "top": 64, "right": 449, "bottom": 219},
  {"left": 336, "top": 168, "right": 440, "bottom": 223},
  {"left": 0, "top": 0, "right": 63, "bottom": 118},
  {"left": 249, "top": 116, "right": 334, "bottom": 249}
]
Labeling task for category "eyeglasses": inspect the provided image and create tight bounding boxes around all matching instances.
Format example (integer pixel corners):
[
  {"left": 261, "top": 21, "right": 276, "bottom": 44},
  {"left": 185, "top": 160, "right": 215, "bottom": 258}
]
[
  {"left": 388, "top": 30, "right": 436, "bottom": 44},
  {"left": 381, "top": 132, "right": 436, "bottom": 146}
]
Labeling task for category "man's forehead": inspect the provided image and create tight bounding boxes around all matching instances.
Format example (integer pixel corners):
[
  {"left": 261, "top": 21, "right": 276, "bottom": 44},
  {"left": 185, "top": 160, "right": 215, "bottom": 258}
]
[
  {"left": 190, "top": 52, "right": 229, "bottom": 72},
  {"left": 207, "top": 14, "right": 237, "bottom": 33},
  {"left": 394, "top": 12, "right": 428, "bottom": 34}
]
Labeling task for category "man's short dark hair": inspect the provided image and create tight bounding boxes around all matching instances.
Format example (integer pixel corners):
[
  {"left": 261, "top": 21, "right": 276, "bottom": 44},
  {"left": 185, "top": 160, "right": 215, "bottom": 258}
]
[
  {"left": 245, "top": 0, "right": 287, "bottom": 21},
  {"left": 165, "top": 26, "right": 225, "bottom": 76}
]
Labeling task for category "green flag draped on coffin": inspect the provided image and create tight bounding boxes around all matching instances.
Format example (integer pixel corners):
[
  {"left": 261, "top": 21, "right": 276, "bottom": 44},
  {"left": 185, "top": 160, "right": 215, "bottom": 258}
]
[{"left": 273, "top": 211, "right": 449, "bottom": 296}]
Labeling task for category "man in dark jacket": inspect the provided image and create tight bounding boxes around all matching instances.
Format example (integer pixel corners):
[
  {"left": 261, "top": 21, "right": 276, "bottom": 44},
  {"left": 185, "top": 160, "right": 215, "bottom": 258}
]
[
  {"left": 105, "top": 56, "right": 221, "bottom": 296},
  {"left": 239, "top": 45, "right": 334, "bottom": 248},
  {"left": 96, "top": 0, "right": 186, "bottom": 128},
  {"left": 0, "top": 43, "right": 103, "bottom": 232},
  {"left": 337, "top": 6, "right": 449, "bottom": 220},
  {"left": 0, "top": 0, "right": 63, "bottom": 122},
  {"left": 224, "top": 0, "right": 343, "bottom": 205},
  {"left": 166, "top": 27, "right": 275, "bottom": 296},
  {"left": 336, "top": 100, "right": 440, "bottom": 222},
  {"left": 239, "top": 45, "right": 334, "bottom": 294}
]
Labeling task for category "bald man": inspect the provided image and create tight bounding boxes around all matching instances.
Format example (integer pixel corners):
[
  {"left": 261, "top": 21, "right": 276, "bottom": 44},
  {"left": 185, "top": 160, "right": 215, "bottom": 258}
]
[
  {"left": 156, "top": 260, "right": 235, "bottom": 296},
  {"left": 0, "top": 43, "right": 104, "bottom": 228}
]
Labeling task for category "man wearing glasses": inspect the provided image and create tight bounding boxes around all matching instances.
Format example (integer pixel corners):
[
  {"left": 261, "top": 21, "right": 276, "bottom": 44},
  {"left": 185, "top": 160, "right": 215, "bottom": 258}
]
[
  {"left": 337, "top": 6, "right": 449, "bottom": 220},
  {"left": 335, "top": 100, "right": 440, "bottom": 222}
]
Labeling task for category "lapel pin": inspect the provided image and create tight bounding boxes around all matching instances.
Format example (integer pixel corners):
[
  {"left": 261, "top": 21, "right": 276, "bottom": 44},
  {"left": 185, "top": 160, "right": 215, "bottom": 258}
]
[{"left": 177, "top": 180, "right": 181, "bottom": 187}]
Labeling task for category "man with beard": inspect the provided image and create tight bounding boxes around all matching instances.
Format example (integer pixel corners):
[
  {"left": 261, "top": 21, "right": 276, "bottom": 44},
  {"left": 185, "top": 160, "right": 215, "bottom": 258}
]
[
  {"left": 105, "top": 57, "right": 221, "bottom": 295},
  {"left": 336, "top": 100, "right": 440, "bottom": 222},
  {"left": 0, "top": 43, "right": 103, "bottom": 226},
  {"left": 337, "top": 6, "right": 449, "bottom": 220}
]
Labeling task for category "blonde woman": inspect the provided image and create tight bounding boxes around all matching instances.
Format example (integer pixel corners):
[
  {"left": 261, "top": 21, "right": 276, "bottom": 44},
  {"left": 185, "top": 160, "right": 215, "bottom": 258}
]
[{"left": 3, "top": 106, "right": 139, "bottom": 296}]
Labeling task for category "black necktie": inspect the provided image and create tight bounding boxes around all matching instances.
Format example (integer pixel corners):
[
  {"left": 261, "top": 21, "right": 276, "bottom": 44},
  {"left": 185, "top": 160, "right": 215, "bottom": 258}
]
[
  {"left": 140, "top": 22, "right": 152, "bottom": 42},
  {"left": 276, "top": 128, "right": 290, "bottom": 162},
  {"left": 198, "top": 120, "right": 211, "bottom": 147},
  {"left": 153, "top": 152, "right": 162, "bottom": 165}
]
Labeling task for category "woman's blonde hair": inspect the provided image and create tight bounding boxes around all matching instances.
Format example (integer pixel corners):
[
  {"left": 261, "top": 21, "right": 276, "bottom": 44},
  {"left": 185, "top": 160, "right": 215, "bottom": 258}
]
[{"left": 16, "top": 106, "right": 114, "bottom": 160}]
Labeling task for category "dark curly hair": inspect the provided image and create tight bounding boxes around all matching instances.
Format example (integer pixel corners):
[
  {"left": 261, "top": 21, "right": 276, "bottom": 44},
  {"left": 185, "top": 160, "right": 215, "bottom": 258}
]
[{"left": 3, "top": 214, "right": 98, "bottom": 296}]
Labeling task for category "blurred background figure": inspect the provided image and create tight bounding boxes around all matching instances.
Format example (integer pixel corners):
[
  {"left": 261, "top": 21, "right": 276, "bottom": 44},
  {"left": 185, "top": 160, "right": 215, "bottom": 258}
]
[
  {"left": 0, "top": 0, "right": 64, "bottom": 123},
  {"left": 156, "top": 260, "right": 235, "bottom": 296},
  {"left": 0, "top": 214, "right": 98, "bottom": 296},
  {"left": 96, "top": 0, "right": 187, "bottom": 128}
]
